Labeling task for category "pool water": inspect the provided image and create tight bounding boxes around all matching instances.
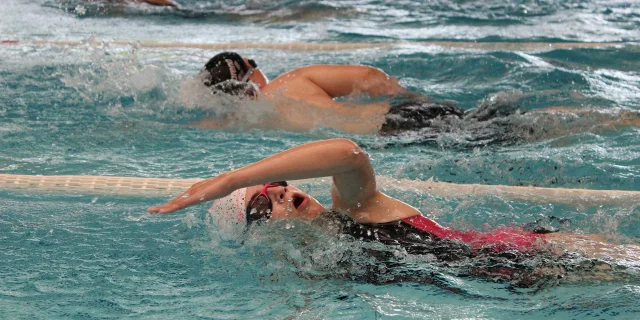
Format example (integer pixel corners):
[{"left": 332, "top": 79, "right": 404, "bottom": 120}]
[{"left": 1, "top": 0, "right": 640, "bottom": 318}]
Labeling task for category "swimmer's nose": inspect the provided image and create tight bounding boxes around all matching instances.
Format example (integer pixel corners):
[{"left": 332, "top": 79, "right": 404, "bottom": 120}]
[{"left": 267, "top": 186, "right": 287, "bottom": 203}]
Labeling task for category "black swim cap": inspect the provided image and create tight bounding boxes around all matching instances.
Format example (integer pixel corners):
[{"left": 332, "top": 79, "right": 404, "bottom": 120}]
[{"left": 202, "top": 52, "right": 250, "bottom": 87}]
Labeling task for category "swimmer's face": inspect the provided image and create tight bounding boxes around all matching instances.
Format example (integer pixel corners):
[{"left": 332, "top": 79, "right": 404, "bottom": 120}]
[
  {"left": 243, "top": 57, "right": 269, "bottom": 89},
  {"left": 244, "top": 184, "right": 324, "bottom": 221}
]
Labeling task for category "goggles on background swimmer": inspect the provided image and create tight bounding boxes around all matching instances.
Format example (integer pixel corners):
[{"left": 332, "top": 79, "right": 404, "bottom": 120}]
[
  {"left": 200, "top": 58, "right": 258, "bottom": 85},
  {"left": 239, "top": 59, "right": 258, "bottom": 82},
  {"left": 245, "top": 181, "right": 288, "bottom": 225}
]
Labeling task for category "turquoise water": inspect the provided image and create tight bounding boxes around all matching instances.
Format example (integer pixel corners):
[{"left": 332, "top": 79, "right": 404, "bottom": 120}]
[{"left": 1, "top": 0, "right": 640, "bottom": 318}]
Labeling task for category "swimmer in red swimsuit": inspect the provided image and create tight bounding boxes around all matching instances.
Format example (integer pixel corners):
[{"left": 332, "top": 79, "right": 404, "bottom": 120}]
[{"left": 148, "top": 138, "right": 637, "bottom": 269}]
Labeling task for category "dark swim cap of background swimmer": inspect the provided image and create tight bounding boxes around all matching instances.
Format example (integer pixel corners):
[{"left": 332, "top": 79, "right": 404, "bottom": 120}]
[{"left": 202, "top": 52, "right": 256, "bottom": 87}]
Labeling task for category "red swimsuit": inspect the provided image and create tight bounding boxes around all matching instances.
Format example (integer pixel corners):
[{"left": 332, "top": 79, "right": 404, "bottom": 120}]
[{"left": 402, "top": 215, "right": 546, "bottom": 252}]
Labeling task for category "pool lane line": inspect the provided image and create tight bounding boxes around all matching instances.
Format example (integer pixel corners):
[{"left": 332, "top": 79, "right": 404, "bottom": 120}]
[
  {"left": 1, "top": 39, "right": 637, "bottom": 52},
  {"left": 1, "top": 173, "right": 638, "bottom": 207}
]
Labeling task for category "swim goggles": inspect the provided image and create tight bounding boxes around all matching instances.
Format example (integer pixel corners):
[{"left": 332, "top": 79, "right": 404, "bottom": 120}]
[
  {"left": 245, "top": 181, "right": 288, "bottom": 224},
  {"left": 240, "top": 59, "right": 258, "bottom": 82}
]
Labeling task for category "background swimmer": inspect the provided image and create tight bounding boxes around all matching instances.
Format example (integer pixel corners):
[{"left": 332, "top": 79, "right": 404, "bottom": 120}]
[
  {"left": 192, "top": 51, "right": 640, "bottom": 146},
  {"left": 148, "top": 138, "right": 638, "bottom": 286}
]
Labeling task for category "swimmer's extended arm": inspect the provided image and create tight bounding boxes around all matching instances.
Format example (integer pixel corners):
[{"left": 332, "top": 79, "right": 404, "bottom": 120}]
[
  {"left": 279, "top": 65, "right": 412, "bottom": 98},
  {"left": 148, "top": 139, "right": 377, "bottom": 214}
]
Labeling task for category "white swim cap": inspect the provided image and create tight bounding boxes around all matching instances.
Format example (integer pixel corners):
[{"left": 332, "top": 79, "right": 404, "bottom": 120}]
[{"left": 208, "top": 188, "right": 248, "bottom": 235}]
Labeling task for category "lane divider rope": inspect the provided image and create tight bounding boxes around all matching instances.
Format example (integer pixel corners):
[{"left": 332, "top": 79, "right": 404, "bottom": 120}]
[
  {"left": 1, "top": 173, "right": 638, "bottom": 207},
  {"left": 2, "top": 39, "right": 636, "bottom": 52}
]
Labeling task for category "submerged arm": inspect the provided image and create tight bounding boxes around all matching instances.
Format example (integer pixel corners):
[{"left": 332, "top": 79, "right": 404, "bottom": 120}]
[{"left": 148, "top": 139, "right": 376, "bottom": 214}]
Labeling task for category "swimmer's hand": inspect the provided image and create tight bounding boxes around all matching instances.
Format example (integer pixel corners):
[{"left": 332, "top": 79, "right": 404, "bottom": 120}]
[
  {"left": 147, "top": 203, "right": 182, "bottom": 214},
  {"left": 148, "top": 175, "right": 233, "bottom": 214}
]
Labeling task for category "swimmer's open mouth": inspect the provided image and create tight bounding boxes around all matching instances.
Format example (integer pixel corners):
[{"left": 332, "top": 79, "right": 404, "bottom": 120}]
[{"left": 293, "top": 194, "right": 305, "bottom": 209}]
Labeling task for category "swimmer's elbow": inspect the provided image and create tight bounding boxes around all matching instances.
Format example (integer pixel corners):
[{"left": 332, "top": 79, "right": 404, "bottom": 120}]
[
  {"left": 330, "top": 139, "right": 369, "bottom": 168},
  {"left": 359, "top": 67, "right": 403, "bottom": 97},
  {"left": 330, "top": 138, "right": 360, "bottom": 152},
  {"left": 364, "top": 66, "right": 387, "bottom": 79}
]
